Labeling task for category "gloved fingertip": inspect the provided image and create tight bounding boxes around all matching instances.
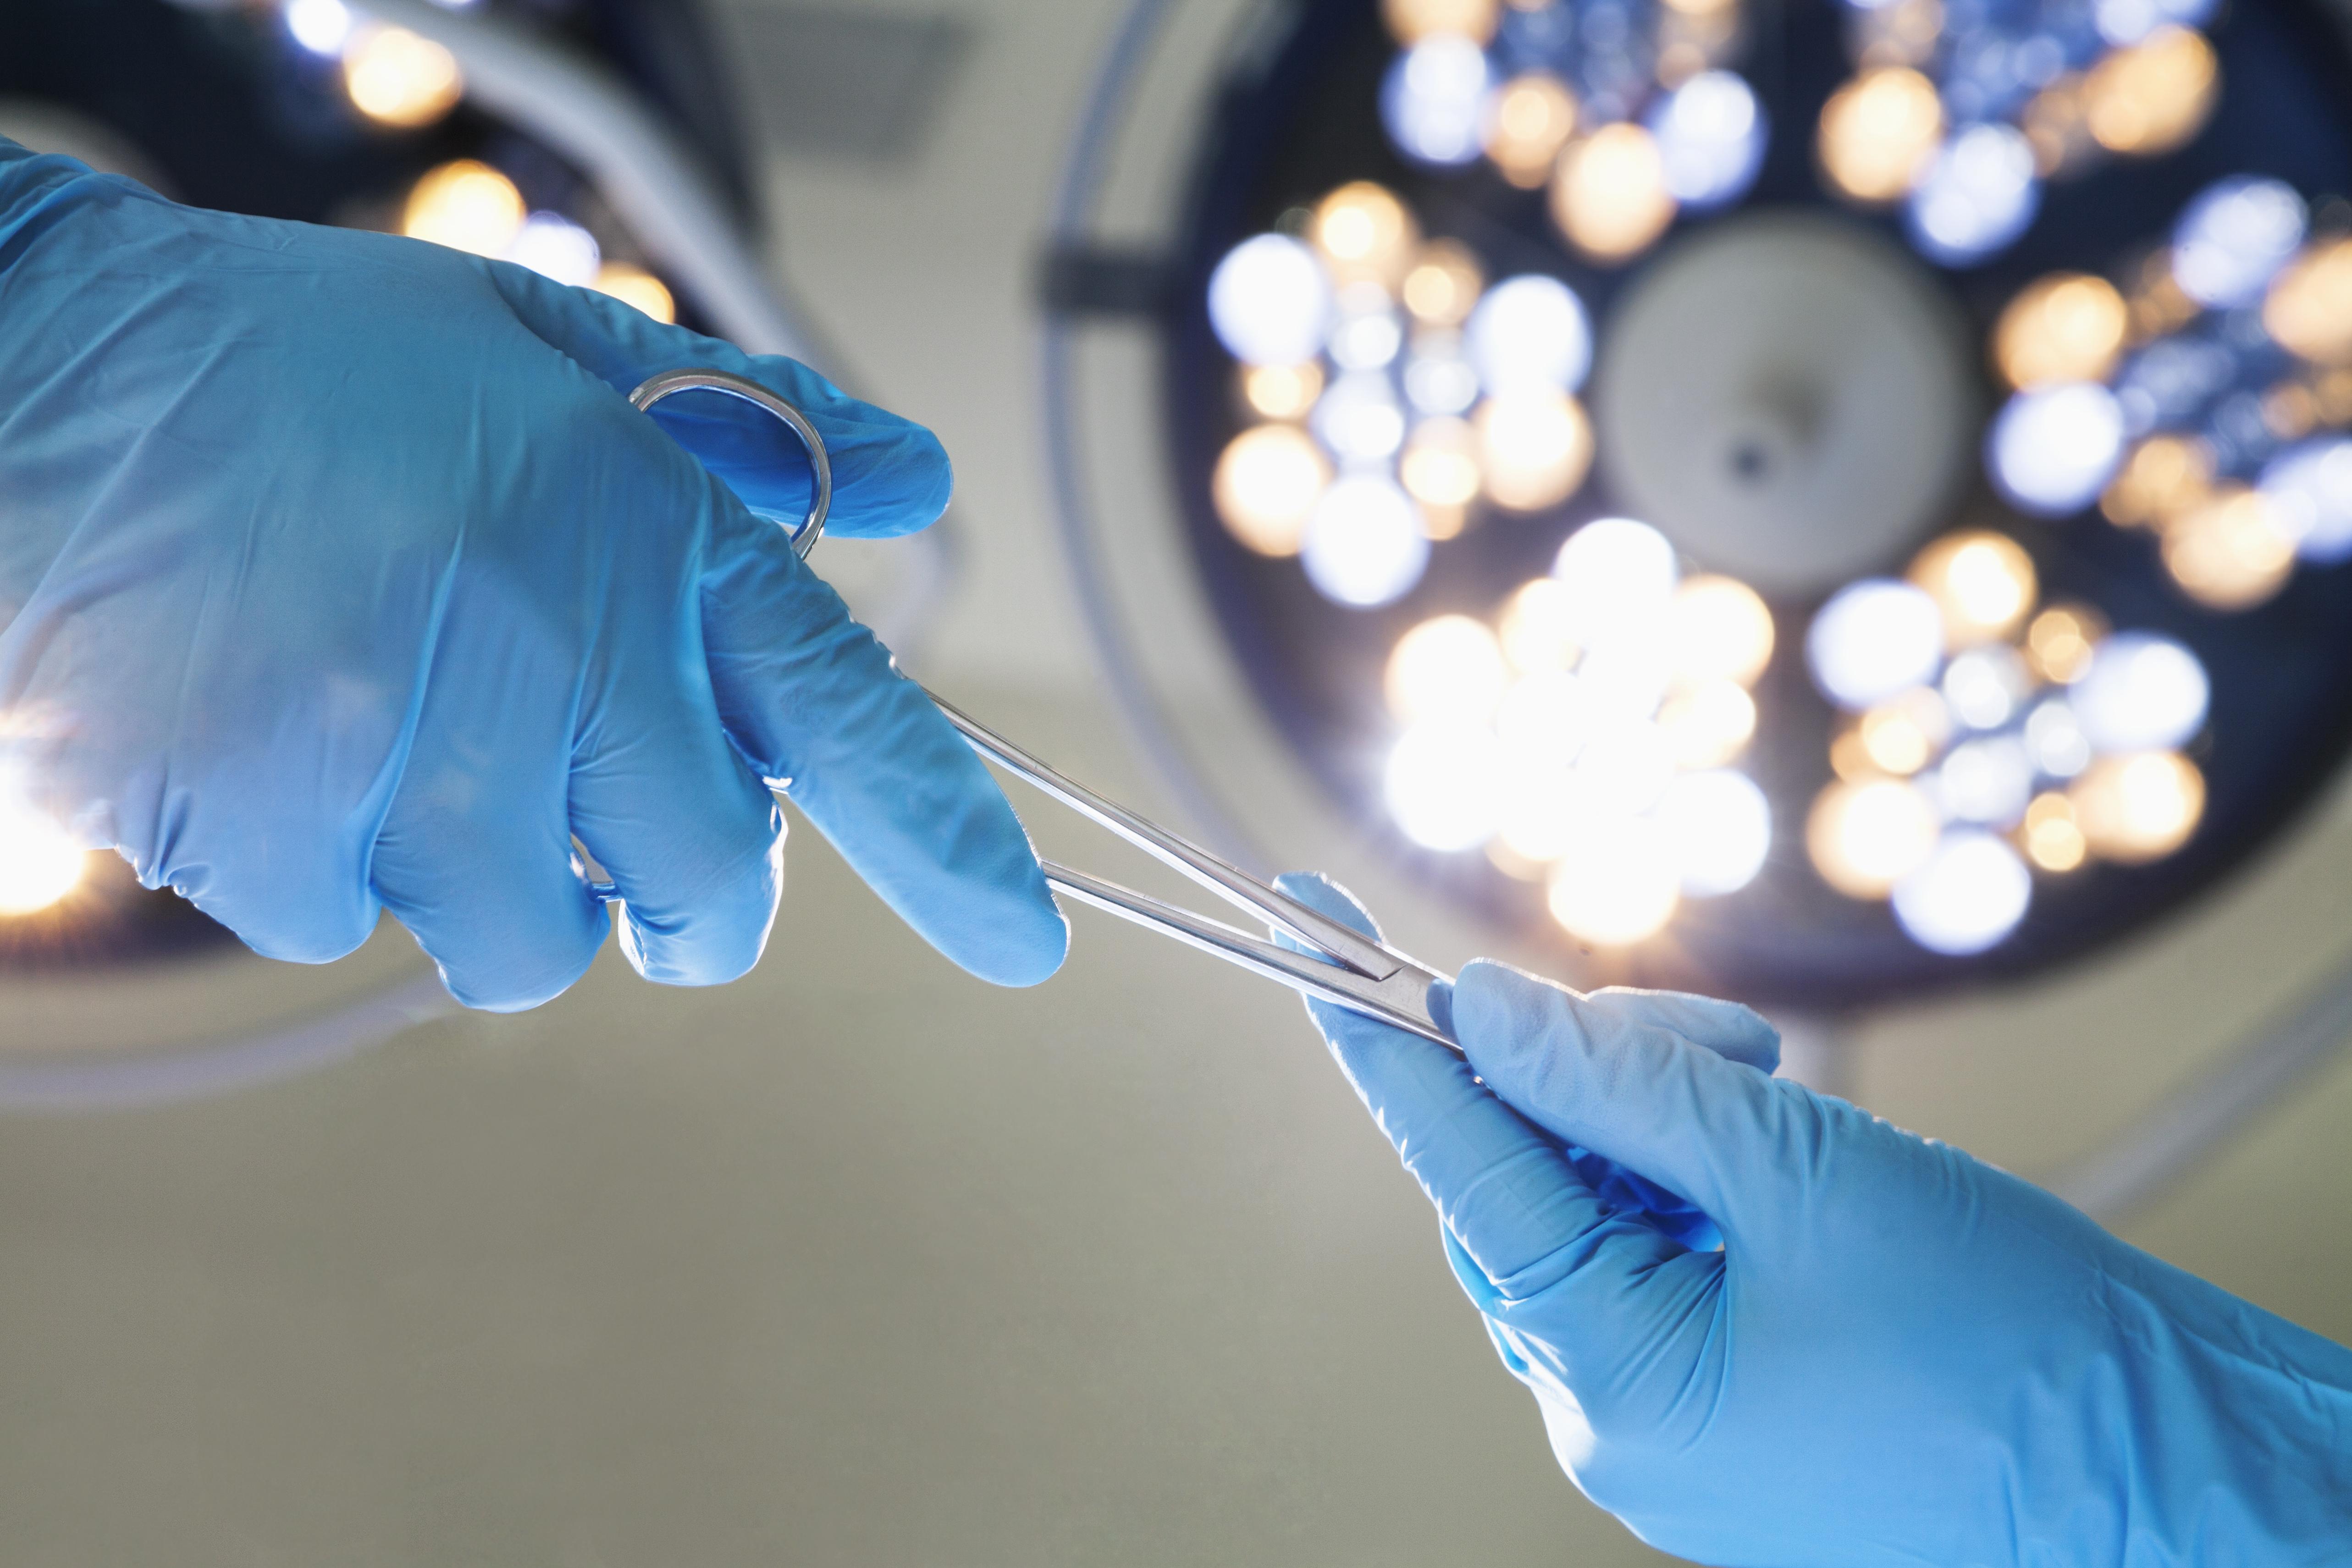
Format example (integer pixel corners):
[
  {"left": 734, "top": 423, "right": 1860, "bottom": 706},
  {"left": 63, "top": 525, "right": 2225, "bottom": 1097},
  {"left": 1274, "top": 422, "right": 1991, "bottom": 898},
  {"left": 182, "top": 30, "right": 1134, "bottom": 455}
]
[{"left": 432, "top": 931, "right": 603, "bottom": 1013}]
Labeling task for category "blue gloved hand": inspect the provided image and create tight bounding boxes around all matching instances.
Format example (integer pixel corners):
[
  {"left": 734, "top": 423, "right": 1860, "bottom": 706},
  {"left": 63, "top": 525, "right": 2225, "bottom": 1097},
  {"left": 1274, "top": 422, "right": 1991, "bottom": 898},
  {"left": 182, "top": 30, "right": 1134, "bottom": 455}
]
[
  {"left": 1275, "top": 872, "right": 2352, "bottom": 1566},
  {"left": 0, "top": 143, "right": 1066, "bottom": 1009}
]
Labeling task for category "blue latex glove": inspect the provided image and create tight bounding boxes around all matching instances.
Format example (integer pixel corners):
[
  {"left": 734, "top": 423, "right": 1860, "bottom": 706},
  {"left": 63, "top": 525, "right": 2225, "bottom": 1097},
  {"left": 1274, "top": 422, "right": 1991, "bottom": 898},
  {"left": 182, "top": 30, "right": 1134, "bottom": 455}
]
[
  {"left": 1275, "top": 872, "right": 2352, "bottom": 1566},
  {"left": 0, "top": 144, "right": 1066, "bottom": 1008}
]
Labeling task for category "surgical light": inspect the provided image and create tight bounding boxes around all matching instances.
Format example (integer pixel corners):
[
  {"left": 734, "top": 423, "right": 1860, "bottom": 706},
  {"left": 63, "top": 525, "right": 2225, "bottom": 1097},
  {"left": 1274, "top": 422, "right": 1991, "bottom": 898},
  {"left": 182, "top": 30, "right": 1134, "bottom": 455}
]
[
  {"left": 1546, "top": 816, "right": 1682, "bottom": 946},
  {"left": 1382, "top": 35, "right": 1492, "bottom": 167},
  {"left": 2083, "top": 27, "right": 2219, "bottom": 156},
  {"left": 1649, "top": 71, "right": 1766, "bottom": 209},
  {"left": 2261, "top": 437, "right": 2352, "bottom": 563},
  {"left": 1401, "top": 241, "right": 1485, "bottom": 326},
  {"left": 1854, "top": 688, "right": 1952, "bottom": 776},
  {"left": 2160, "top": 487, "right": 2298, "bottom": 610},
  {"left": 2071, "top": 751, "right": 2207, "bottom": 861},
  {"left": 1817, "top": 67, "right": 1943, "bottom": 205},
  {"left": 1495, "top": 668, "right": 1593, "bottom": 766},
  {"left": 284, "top": 0, "right": 353, "bottom": 57},
  {"left": 1386, "top": 614, "right": 1510, "bottom": 723},
  {"left": 1657, "top": 680, "right": 1758, "bottom": 768},
  {"left": 1303, "top": 474, "right": 1430, "bottom": 606},
  {"left": 1905, "top": 123, "right": 2040, "bottom": 267},
  {"left": 1310, "top": 371, "right": 1408, "bottom": 462},
  {"left": 1908, "top": 531, "right": 2036, "bottom": 648},
  {"left": 1993, "top": 273, "right": 2129, "bottom": 390},
  {"left": 1806, "top": 580, "right": 1944, "bottom": 710},
  {"left": 2023, "top": 791, "right": 2090, "bottom": 872},
  {"left": 1552, "top": 518, "right": 1679, "bottom": 643},
  {"left": 593, "top": 264, "right": 676, "bottom": 325},
  {"left": 1242, "top": 362, "right": 1324, "bottom": 420},
  {"left": 1213, "top": 425, "right": 1330, "bottom": 557},
  {"left": 1312, "top": 182, "right": 1420, "bottom": 287},
  {"left": 0, "top": 803, "right": 86, "bottom": 918},
  {"left": 2071, "top": 632, "right": 2210, "bottom": 751},
  {"left": 1328, "top": 288, "right": 1405, "bottom": 371},
  {"left": 1399, "top": 417, "right": 1484, "bottom": 515},
  {"left": 1655, "top": 769, "right": 1772, "bottom": 895},
  {"left": 1551, "top": 124, "right": 1678, "bottom": 263},
  {"left": 1573, "top": 716, "right": 1678, "bottom": 815},
  {"left": 1464, "top": 275, "right": 1592, "bottom": 394},
  {"left": 1988, "top": 382, "right": 2126, "bottom": 515},
  {"left": 2262, "top": 238, "right": 2352, "bottom": 366},
  {"left": 1474, "top": 391, "right": 1593, "bottom": 510},
  {"left": 2169, "top": 176, "right": 2308, "bottom": 309},
  {"left": 506, "top": 212, "right": 601, "bottom": 288},
  {"left": 1891, "top": 830, "right": 2032, "bottom": 954},
  {"left": 1940, "top": 645, "right": 2032, "bottom": 731},
  {"left": 1497, "top": 579, "right": 1579, "bottom": 672},
  {"left": 342, "top": 25, "right": 464, "bottom": 130},
  {"left": 1934, "top": 737, "right": 2035, "bottom": 826},
  {"left": 401, "top": 160, "right": 525, "bottom": 258},
  {"left": 1667, "top": 574, "right": 1776, "bottom": 689},
  {"left": 2024, "top": 698, "right": 2095, "bottom": 779},
  {"left": 1208, "top": 235, "right": 1331, "bottom": 367},
  {"left": 2025, "top": 606, "right": 2112, "bottom": 685},
  {"left": 1485, "top": 73, "right": 1580, "bottom": 190},
  {"left": 1807, "top": 778, "right": 1940, "bottom": 898},
  {"left": 1385, "top": 723, "right": 1503, "bottom": 850}
]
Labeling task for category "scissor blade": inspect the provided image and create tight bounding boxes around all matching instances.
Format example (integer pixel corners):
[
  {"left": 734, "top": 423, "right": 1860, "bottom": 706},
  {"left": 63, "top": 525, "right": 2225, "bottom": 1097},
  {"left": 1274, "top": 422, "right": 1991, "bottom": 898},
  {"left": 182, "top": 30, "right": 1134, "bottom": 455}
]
[
  {"left": 1041, "top": 861, "right": 1457, "bottom": 1049},
  {"left": 931, "top": 690, "right": 1416, "bottom": 985}
]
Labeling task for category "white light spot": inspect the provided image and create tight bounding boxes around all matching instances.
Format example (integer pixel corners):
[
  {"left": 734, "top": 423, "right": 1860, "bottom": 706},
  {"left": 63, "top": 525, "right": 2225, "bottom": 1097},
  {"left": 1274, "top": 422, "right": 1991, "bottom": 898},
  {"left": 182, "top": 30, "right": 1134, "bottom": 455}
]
[
  {"left": 1467, "top": 275, "right": 1592, "bottom": 395},
  {"left": 1386, "top": 723, "right": 1503, "bottom": 850},
  {"left": 1311, "top": 371, "right": 1409, "bottom": 462},
  {"left": 2260, "top": 437, "right": 2352, "bottom": 564},
  {"left": 1806, "top": 579, "right": 1945, "bottom": 709},
  {"left": 504, "top": 211, "right": 602, "bottom": 287},
  {"left": 285, "top": 0, "right": 353, "bottom": 55},
  {"left": 1208, "top": 234, "right": 1332, "bottom": 366},
  {"left": 2073, "top": 632, "right": 2209, "bottom": 751},
  {"left": 1941, "top": 644, "right": 2032, "bottom": 730},
  {"left": 1381, "top": 35, "right": 1493, "bottom": 167},
  {"left": 2171, "top": 177, "right": 2308, "bottom": 308},
  {"left": 1933, "top": 736, "right": 2034, "bottom": 827},
  {"left": 1893, "top": 830, "right": 2032, "bottom": 954},
  {"left": 1546, "top": 814, "right": 1682, "bottom": 945},
  {"left": 1551, "top": 518, "right": 1679, "bottom": 649},
  {"left": 1654, "top": 770, "right": 1772, "bottom": 896},
  {"left": 1649, "top": 71, "right": 1767, "bottom": 210},
  {"left": 1987, "top": 382, "right": 2126, "bottom": 516},
  {"left": 1906, "top": 122, "right": 2041, "bottom": 266},
  {"left": 1302, "top": 475, "right": 1430, "bottom": 606}
]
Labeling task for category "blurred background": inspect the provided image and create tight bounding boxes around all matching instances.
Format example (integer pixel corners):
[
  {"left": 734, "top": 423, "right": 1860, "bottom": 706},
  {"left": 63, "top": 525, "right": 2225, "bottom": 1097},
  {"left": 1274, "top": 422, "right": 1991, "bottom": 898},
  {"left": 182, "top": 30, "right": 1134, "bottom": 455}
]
[{"left": 4, "top": 0, "right": 2352, "bottom": 1561}]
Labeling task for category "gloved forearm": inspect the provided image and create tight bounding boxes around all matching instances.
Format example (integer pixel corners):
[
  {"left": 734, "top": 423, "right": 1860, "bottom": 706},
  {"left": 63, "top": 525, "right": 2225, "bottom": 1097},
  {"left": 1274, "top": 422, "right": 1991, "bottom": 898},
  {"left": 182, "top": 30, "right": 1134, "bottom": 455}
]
[
  {"left": 1276, "top": 872, "right": 2352, "bottom": 1567},
  {"left": 0, "top": 147, "right": 1065, "bottom": 1007}
]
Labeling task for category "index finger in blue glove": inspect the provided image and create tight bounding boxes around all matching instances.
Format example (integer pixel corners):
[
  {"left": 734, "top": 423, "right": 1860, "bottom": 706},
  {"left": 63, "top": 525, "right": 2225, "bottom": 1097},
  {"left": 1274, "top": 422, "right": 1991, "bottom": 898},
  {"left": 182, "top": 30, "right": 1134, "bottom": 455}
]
[
  {"left": 1273, "top": 873, "right": 1684, "bottom": 1312},
  {"left": 1452, "top": 961, "right": 1804, "bottom": 1241},
  {"left": 485, "top": 264, "right": 951, "bottom": 539}
]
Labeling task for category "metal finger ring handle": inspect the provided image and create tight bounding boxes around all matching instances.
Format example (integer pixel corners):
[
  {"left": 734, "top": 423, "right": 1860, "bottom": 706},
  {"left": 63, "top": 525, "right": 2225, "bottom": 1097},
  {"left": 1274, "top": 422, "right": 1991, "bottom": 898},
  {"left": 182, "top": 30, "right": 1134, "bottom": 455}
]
[{"left": 628, "top": 368, "right": 831, "bottom": 559}]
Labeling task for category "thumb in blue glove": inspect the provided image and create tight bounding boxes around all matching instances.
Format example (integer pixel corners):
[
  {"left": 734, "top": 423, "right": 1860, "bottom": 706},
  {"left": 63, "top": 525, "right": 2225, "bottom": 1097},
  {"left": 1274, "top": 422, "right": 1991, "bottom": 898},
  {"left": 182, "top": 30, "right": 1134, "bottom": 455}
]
[{"left": 1275, "top": 871, "right": 2352, "bottom": 1567}]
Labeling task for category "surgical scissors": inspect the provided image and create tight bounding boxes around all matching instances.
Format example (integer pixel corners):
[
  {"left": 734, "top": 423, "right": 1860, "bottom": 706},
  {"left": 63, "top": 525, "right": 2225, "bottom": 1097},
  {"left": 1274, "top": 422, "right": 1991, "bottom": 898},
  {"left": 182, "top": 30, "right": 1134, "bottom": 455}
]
[{"left": 610, "top": 367, "right": 1457, "bottom": 1048}]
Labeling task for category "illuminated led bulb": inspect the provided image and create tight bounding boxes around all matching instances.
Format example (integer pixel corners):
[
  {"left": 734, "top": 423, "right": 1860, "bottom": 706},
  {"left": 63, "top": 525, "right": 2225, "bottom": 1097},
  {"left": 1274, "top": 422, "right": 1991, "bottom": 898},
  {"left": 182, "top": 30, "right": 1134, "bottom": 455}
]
[
  {"left": 594, "top": 264, "right": 675, "bottom": 324},
  {"left": 343, "top": 25, "right": 464, "bottom": 128},
  {"left": 1551, "top": 124, "right": 1678, "bottom": 263},
  {"left": 1807, "top": 778, "right": 1940, "bottom": 898},
  {"left": 1475, "top": 392, "right": 1592, "bottom": 511},
  {"left": 1649, "top": 71, "right": 1766, "bottom": 210},
  {"left": 0, "top": 802, "right": 86, "bottom": 917},
  {"left": 2074, "top": 631, "right": 2208, "bottom": 751},
  {"left": 2265, "top": 239, "right": 2352, "bottom": 367},
  {"left": 2024, "top": 697, "right": 2093, "bottom": 779},
  {"left": 1328, "top": 284, "right": 1406, "bottom": 370},
  {"left": 2024, "top": 603, "right": 2107, "bottom": 685},
  {"left": 1941, "top": 641, "right": 2031, "bottom": 733},
  {"left": 402, "top": 160, "right": 525, "bottom": 257},
  {"left": 1892, "top": 831, "right": 2032, "bottom": 954},
  {"left": 1400, "top": 417, "right": 1483, "bottom": 517},
  {"left": 2171, "top": 177, "right": 2308, "bottom": 310},
  {"left": 1382, "top": 0, "right": 1501, "bottom": 43},
  {"left": 1855, "top": 687, "right": 1952, "bottom": 776},
  {"left": 1908, "top": 531, "right": 2036, "bottom": 648},
  {"left": 1484, "top": 73, "right": 1579, "bottom": 189},
  {"left": 2022, "top": 791, "right": 2088, "bottom": 872},
  {"left": 1546, "top": 816, "right": 1681, "bottom": 945},
  {"left": 1402, "top": 241, "right": 1485, "bottom": 326},
  {"left": 1495, "top": 668, "right": 1594, "bottom": 770},
  {"left": 1993, "top": 273, "right": 2128, "bottom": 389},
  {"left": 1303, "top": 474, "right": 1430, "bottom": 606},
  {"left": 2070, "top": 751, "right": 2205, "bottom": 862},
  {"left": 1905, "top": 123, "right": 2039, "bottom": 267},
  {"left": 1934, "top": 736, "right": 2034, "bottom": 827},
  {"left": 2101, "top": 434, "right": 2214, "bottom": 529},
  {"left": 2084, "top": 26, "right": 2218, "bottom": 157},
  {"left": 1312, "top": 182, "right": 1420, "bottom": 288},
  {"left": 1383, "top": 35, "right": 1493, "bottom": 167},
  {"left": 1386, "top": 614, "right": 1509, "bottom": 723},
  {"left": 1573, "top": 717, "right": 1676, "bottom": 817},
  {"left": 1553, "top": 518, "right": 1680, "bottom": 649},
  {"left": 1806, "top": 580, "right": 1943, "bottom": 710},
  {"left": 1655, "top": 770, "right": 1771, "bottom": 896},
  {"left": 1209, "top": 234, "right": 1331, "bottom": 366},
  {"left": 1466, "top": 275, "right": 1592, "bottom": 394},
  {"left": 1385, "top": 723, "right": 1503, "bottom": 850},
  {"left": 1656, "top": 680, "right": 1756, "bottom": 768},
  {"left": 1403, "top": 333, "right": 1480, "bottom": 415},
  {"left": 1242, "top": 362, "right": 1324, "bottom": 420},
  {"left": 1312, "top": 371, "right": 1408, "bottom": 462},
  {"left": 1494, "top": 759, "right": 1582, "bottom": 864},
  {"left": 1667, "top": 574, "right": 1774, "bottom": 688},
  {"left": 2161, "top": 486, "right": 2297, "bottom": 610},
  {"left": 1988, "top": 382, "right": 2126, "bottom": 516},
  {"left": 1498, "top": 578, "right": 1579, "bottom": 672},
  {"left": 1213, "top": 425, "right": 1330, "bottom": 556},
  {"left": 1817, "top": 68, "right": 1943, "bottom": 205},
  {"left": 2262, "top": 437, "right": 2352, "bottom": 564},
  {"left": 286, "top": 0, "right": 353, "bottom": 56},
  {"left": 505, "top": 211, "right": 601, "bottom": 287}
]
